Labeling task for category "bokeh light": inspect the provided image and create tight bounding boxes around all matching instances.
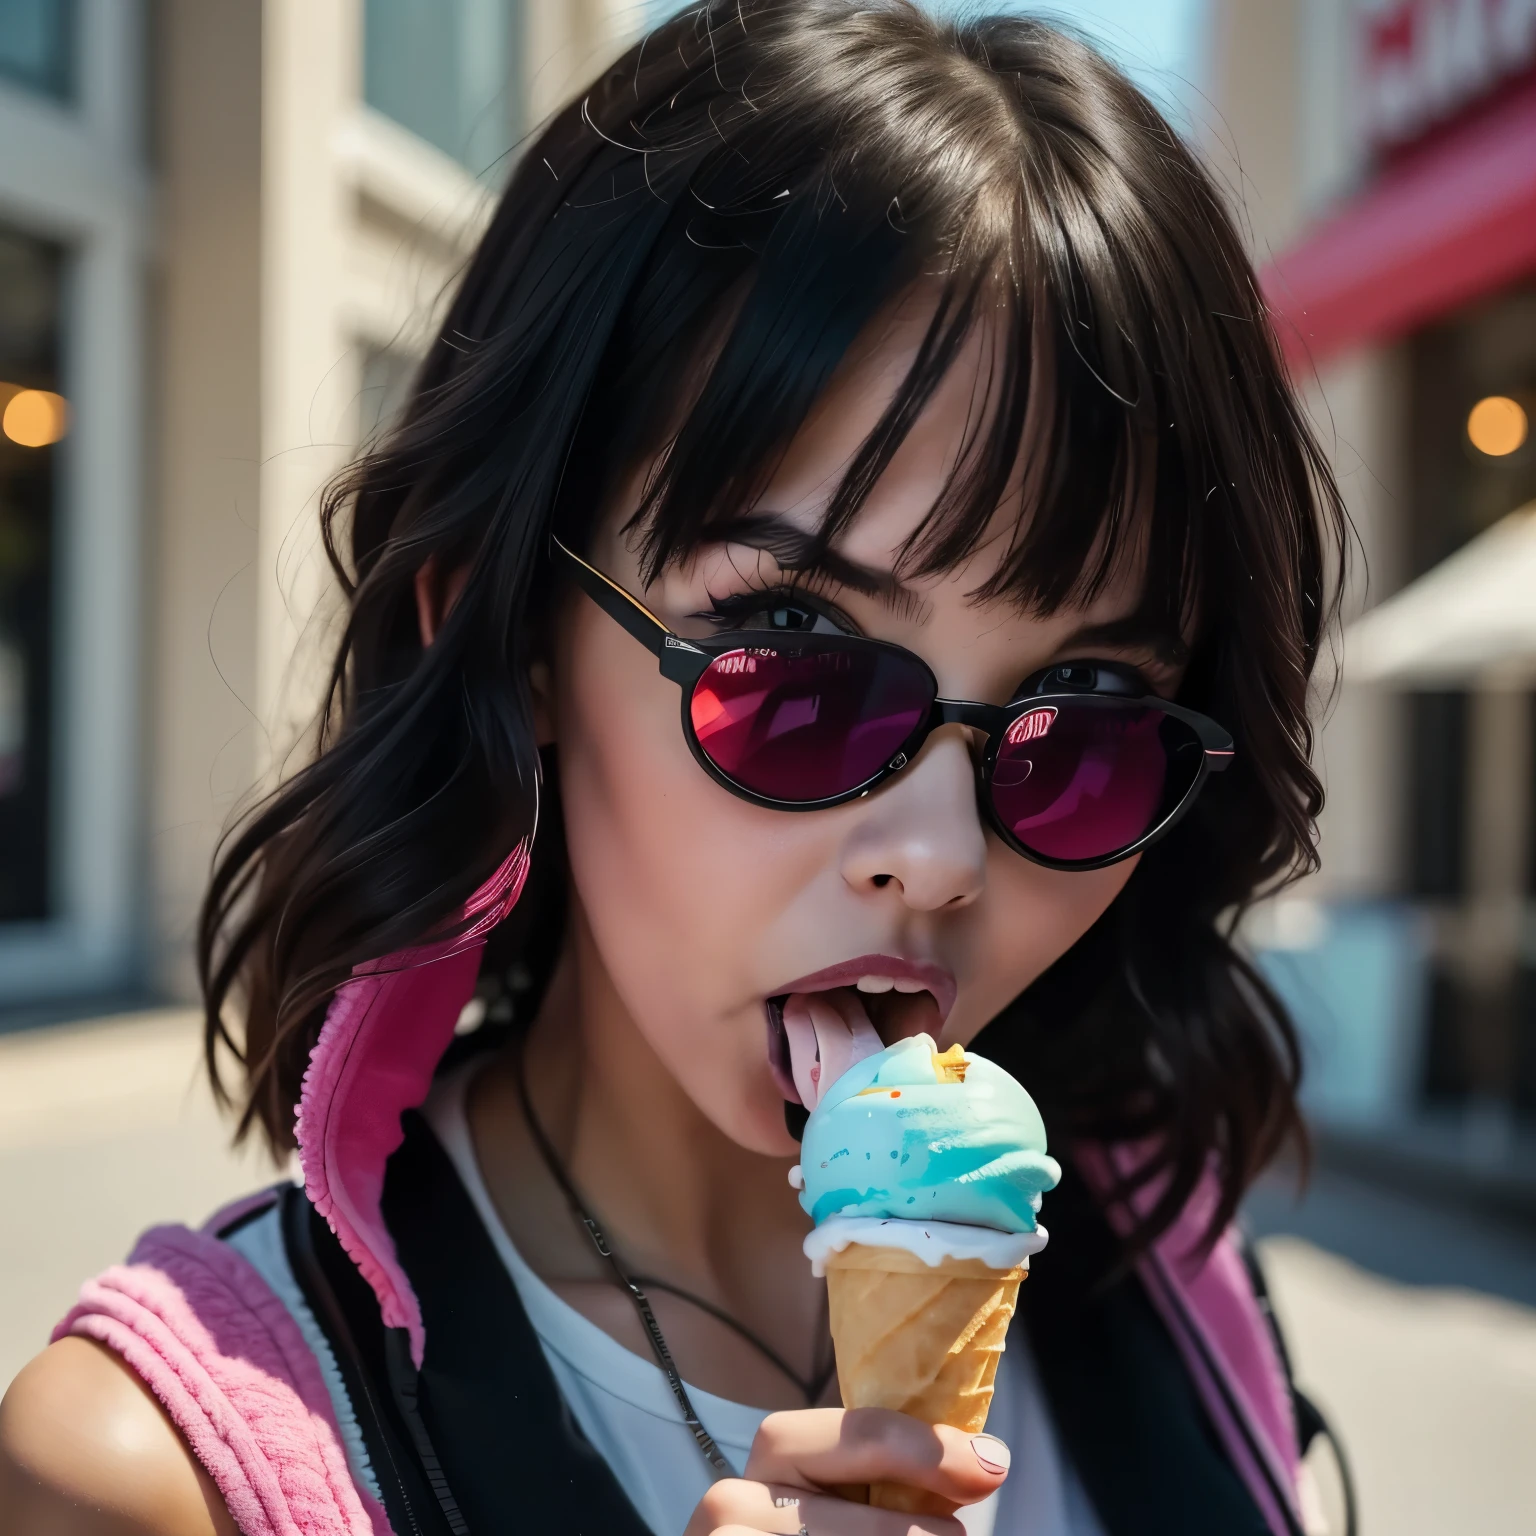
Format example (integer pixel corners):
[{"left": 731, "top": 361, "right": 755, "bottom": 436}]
[
  {"left": 1466, "top": 395, "right": 1528, "bottom": 457},
  {"left": 1, "top": 388, "right": 68, "bottom": 448}
]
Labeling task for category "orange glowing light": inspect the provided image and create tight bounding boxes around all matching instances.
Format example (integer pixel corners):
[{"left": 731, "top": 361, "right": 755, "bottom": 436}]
[
  {"left": 1466, "top": 395, "right": 1527, "bottom": 457},
  {"left": 2, "top": 388, "right": 68, "bottom": 448}
]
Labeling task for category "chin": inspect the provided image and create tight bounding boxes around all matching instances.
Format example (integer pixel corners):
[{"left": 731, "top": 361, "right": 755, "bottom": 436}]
[
  {"left": 740, "top": 1110, "right": 804, "bottom": 1159},
  {"left": 703, "top": 1081, "right": 803, "bottom": 1158}
]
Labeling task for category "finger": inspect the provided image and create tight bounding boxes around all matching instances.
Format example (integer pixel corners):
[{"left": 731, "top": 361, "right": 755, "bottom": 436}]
[
  {"left": 695, "top": 1478, "right": 964, "bottom": 1535},
  {"left": 686, "top": 1480, "right": 812, "bottom": 1536},
  {"left": 783, "top": 1485, "right": 964, "bottom": 1535},
  {"left": 744, "top": 1409, "right": 1010, "bottom": 1509}
]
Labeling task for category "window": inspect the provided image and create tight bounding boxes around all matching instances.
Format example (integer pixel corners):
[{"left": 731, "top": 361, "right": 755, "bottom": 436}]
[
  {"left": 363, "top": 0, "right": 520, "bottom": 175},
  {"left": 0, "top": 1, "right": 145, "bottom": 1001},
  {"left": 0, "top": 0, "right": 74, "bottom": 101},
  {"left": 1404, "top": 691, "right": 1468, "bottom": 900},
  {"left": 1407, "top": 285, "right": 1536, "bottom": 580},
  {"left": 1530, "top": 695, "right": 1536, "bottom": 899},
  {"left": 0, "top": 228, "right": 64, "bottom": 923}
]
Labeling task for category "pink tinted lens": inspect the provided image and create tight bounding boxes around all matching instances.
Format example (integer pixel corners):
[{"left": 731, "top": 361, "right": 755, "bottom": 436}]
[
  {"left": 689, "top": 644, "right": 932, "bottom": 803},
  {"left": 989, "top": 701, "right": 1199, "bottom": 862}
]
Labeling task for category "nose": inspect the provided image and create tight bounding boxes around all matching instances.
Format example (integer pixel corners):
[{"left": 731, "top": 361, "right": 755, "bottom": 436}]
[{"left": 839, "top": 728, "right": 988, "bottom": 911}]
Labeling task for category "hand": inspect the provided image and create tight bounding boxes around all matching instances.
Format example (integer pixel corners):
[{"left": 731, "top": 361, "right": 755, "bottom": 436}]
[{"left": 684, "top": 1408, "right": 1010, "bottom": 1535}]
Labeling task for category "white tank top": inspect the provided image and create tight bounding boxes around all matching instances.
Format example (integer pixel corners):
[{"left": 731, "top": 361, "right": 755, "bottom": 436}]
[{"left": 420, "top": 1060, "right": 1107, "bottom": 1536}]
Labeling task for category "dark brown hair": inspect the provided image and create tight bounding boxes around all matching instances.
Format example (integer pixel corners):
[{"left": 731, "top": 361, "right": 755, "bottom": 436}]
[{"left": 200, "top": 0, "right": 1345, "bottom": 1250}]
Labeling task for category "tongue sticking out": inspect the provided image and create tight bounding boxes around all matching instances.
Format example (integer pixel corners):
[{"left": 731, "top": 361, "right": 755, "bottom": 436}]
[{"left": 782, "top": 990, "right": 885, "bottom": 1111}]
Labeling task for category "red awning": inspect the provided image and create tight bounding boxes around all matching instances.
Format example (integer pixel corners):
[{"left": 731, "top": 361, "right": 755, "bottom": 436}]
[{"left": 1262, "top": 75, "right": 1536, "bottom": 367}]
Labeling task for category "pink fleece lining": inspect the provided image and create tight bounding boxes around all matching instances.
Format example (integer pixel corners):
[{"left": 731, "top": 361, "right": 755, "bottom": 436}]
[
  {"left": 1076, "top": 1144, "right": 1302, "bottom": 1536},
  {"left": 294, "top": 840, "right": 530, "bottom": 1367},
  {"left": 53, "top": 1220, "right": 390, "bottom": 1536}
]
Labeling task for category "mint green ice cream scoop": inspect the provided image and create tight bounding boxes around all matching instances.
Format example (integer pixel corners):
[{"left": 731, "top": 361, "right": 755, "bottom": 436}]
[{"left": 796, "top": 1033, "right": 1061, "bottom": 1235}]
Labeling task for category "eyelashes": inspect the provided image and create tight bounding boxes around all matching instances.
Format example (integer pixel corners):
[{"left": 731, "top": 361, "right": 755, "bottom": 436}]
[
  {"left": 703, "top": 585, "right": 801, "bottom": 622},
  {"left": 694, "top": 583, "right": 858, "bottom": 637}
]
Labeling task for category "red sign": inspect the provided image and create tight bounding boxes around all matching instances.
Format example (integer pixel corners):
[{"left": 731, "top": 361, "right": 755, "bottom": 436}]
[{"left": 1362, "top": 0, "right": 1536, "bottom": 148}]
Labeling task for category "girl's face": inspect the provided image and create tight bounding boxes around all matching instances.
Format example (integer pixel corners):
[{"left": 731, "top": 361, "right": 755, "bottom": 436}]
[{"left": 546, "top": 300, "right": 1187, "bottom": 1158}]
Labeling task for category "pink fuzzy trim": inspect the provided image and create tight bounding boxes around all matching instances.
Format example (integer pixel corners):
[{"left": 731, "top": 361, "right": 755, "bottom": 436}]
[
  {"left": 1076, "top": 1144, "right": 1302, "bottom": 1535},
  {"left": 294, "top": 840, "right": 530, "bottom": 1366},
  {"left": 53, "top": 1222, "right": 389, "bottom": 1536}
]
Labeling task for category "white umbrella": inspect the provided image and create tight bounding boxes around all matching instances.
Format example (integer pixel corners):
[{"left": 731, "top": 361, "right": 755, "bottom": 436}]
[{"left": 1344, "top": 502, "right": 1536, "bottom": 685}]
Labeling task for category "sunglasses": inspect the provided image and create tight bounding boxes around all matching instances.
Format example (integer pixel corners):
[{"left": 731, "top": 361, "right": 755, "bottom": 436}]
[{"left": 553, "top": 538, "right": 1233, "bottom": 871}]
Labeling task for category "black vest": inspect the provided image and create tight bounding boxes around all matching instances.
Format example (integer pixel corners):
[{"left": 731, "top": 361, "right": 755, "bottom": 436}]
[{"left": 269, "top": 1111, "right": 1293, "bottom": 1536}]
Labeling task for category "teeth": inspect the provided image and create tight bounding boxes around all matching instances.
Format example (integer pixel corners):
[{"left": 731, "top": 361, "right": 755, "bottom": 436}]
[{"left": 853, "top": 974, "right": 929, "bottom": 995}]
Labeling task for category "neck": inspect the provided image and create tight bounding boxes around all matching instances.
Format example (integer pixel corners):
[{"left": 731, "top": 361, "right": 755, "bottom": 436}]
[
  {"left": 466, "top": 906, "right": 831, "bottom": 1406},
  {"left": 517, "top": 910, "right": 809, "bottom": 1287}
]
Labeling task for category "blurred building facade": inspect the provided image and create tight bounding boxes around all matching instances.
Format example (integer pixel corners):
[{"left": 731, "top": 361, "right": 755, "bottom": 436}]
[
  {"left": 0, "top": 0, "right": 641, "bottom": 1012},
  {"left": 1208, "top": 0, "right": 1536, "bottom": 1187}
]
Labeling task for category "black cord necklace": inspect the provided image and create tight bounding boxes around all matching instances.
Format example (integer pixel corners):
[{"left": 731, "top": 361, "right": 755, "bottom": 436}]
[{"left": 511, "top": 1041, "right": 837, "bottom": 1476}]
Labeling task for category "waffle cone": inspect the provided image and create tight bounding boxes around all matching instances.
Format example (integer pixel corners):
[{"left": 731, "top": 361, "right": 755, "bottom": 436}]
[{"left": 824, "top": 1240, "right": 1025, "bottom": 1514}]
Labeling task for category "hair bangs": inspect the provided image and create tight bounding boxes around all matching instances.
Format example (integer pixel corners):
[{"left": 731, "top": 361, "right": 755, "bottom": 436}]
[{"left": 592, "top": 56, "right": 1194, "bottom": 642}]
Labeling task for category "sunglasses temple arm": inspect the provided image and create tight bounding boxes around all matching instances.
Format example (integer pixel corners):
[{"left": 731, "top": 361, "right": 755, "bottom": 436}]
[{"left": 551, "top": 535, "right": 694, "bottom": 664}]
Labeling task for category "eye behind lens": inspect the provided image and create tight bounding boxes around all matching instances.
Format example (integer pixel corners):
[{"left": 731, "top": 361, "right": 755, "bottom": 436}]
[{"left": 688, "top": 641, "right": 934, "bottom": 804}]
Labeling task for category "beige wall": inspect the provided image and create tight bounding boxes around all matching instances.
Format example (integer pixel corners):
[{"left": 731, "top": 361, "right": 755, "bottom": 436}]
[
  {"left": 1202, "top": 0, "right": 1303, "bottom": 261},
  {"left": 256, "top": 0, "right": 358, "bottom": 763},
  {"left": 152, "top": 2, "right": 264, "bottom": 996},
  {"left": 1306, "top": 349, "right": 1410, "bottom": 900},
  {"left": 144, "top": 0, "right": 631, "bottom": 1000},
  {"left": 529, "top": 0, "right": 621, "bottom": 124}
]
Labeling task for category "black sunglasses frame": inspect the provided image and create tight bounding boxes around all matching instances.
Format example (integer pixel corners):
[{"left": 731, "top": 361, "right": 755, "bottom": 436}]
[{"left": 553, "top": 537, "right": 1234, "bottom": 871}]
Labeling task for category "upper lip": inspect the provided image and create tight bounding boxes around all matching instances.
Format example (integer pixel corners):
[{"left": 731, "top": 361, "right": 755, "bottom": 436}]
[{"left": 769, "top": 955, "right": 958, "bottom": 1024}]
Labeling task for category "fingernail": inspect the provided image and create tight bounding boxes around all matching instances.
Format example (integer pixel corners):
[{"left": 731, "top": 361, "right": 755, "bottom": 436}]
[{"left": 971, "top": 1434, "right": 1011, "bottom": 1474}]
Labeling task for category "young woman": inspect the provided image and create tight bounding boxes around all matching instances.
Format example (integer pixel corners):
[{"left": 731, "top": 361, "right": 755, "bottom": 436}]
[{"left": 0, "top": 4, "right": 1347, "bottom": 1534}]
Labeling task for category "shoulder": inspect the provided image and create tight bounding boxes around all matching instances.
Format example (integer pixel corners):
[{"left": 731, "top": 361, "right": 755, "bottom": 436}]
[{"left": 0, "top": 1337, "right": 238, "bottom": 1536}]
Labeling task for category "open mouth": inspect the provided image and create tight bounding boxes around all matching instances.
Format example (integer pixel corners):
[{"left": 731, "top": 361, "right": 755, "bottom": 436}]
[{"left": 765, "top": 973, "right": 947, "bottom": 1111}]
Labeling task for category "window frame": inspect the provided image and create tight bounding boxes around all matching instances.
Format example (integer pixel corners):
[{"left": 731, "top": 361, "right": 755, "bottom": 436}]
[{"left": 0, "top": 0, "right": 148, "bottom": 1002}]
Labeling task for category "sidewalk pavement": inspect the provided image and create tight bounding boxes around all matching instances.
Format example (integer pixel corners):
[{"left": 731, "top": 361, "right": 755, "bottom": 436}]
[
  {"left": 1259, "top": 1235, "right": 1536, "bottom": 1535},
  {"left": 1247, "top": 1162, "right": 1536, "bottom": 1535},
  {"left": 3, "top": 1011, "right": 1535, "bottom": 1532},
  {"left": 0, "top": 1008, "right": 276, "bottom": 1387}
]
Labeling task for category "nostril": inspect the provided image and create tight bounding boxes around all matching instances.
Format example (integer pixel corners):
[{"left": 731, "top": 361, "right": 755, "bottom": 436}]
[{"left": 871, "top": 873, "right": 893, "bottom": 888}]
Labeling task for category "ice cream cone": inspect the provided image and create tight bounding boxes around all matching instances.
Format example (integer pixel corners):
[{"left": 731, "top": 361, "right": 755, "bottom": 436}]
[{"left": 824, "top": 1240, "right": 1025, "bottom": 1514}]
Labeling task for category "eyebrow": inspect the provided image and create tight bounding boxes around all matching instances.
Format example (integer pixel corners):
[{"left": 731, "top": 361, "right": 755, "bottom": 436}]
[
  {"left": 702, "top": 511, "right": 1188, "bottom": 663},
  {"left": 1055, "top": 614, "right": 1189, "bottom": 667},
  {"left": 702, "top": 510, "right": 923, "bottom": 614}
]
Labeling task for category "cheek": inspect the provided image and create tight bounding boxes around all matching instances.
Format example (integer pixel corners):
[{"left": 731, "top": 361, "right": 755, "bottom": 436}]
[
  {"left": 557, "top": 617, "right": 730, "bottom": 971},
  {"left": 951, "top": 849, "right": 1138, "bottom": 1044},
  {"left": 553, "top": 609, "right": 810, "bottom": 1140}
]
